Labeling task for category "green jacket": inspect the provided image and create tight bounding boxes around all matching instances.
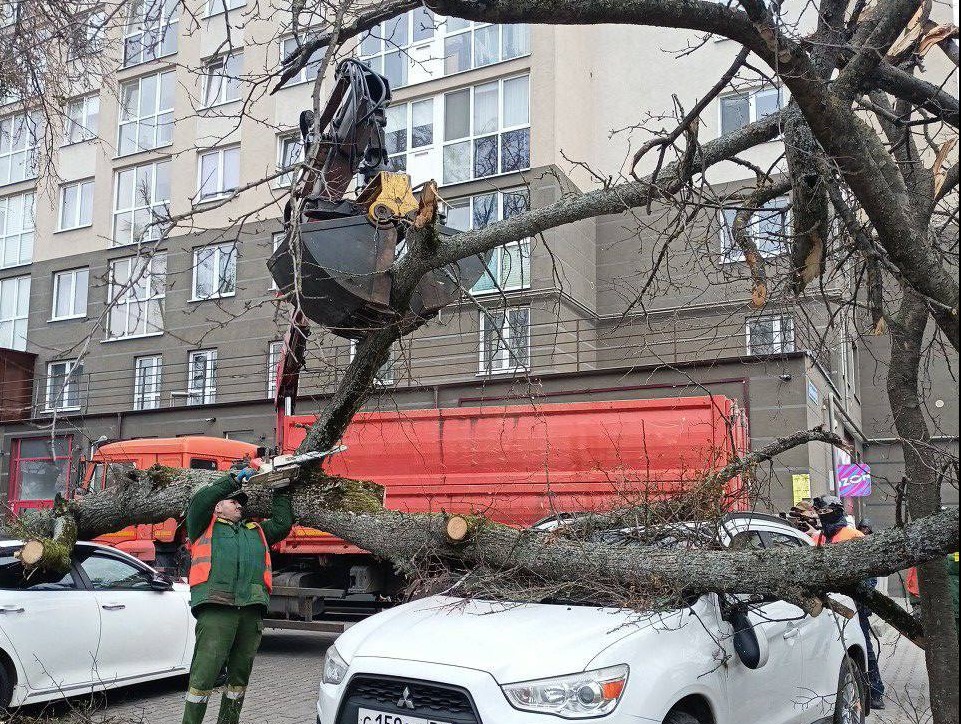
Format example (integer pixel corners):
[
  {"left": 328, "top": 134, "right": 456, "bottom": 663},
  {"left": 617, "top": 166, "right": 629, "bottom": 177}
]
[{"left": 185, "top": 474, "right": 293, "bottom": 612}]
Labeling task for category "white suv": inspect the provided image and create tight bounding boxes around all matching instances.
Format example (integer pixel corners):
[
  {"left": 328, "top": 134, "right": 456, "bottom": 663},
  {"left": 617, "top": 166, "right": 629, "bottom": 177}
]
[{"left": 316, "top": 514, "right": 868, "bottom": 724}]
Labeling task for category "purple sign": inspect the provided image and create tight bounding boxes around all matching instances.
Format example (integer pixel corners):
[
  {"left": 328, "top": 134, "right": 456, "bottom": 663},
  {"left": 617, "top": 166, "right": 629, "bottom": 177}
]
[{"left": 837, "top": 463, "right": 872, "bottom": 497}]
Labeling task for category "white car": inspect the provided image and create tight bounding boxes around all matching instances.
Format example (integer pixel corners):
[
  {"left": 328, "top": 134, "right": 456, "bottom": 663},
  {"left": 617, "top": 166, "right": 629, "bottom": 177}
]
[
  {"left": 0, "top": 539, "right": 194, "bottom": 711},
  {"left": 316, "top": 514, "right": 868, "bottom": 724}
]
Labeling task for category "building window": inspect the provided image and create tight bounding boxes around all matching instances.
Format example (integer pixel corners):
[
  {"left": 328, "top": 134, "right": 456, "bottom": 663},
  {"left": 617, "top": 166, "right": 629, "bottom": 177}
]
[
  {"left": 133, "top": 354, "right": 162, "bottom": 410},
  {"left": 0, "top": 1, "right": 20, "bottom": 27},
  {"left": 746, "top": 315, "right": 795, "bottom": 356},
  {"left": 123, "top": 0, "right": 179, "bottom": 68},
  {"left": 0, "top": 275, "right": 29, "bottom": 350},
  {"left": 118, "top": 71, "right": 175, "bottom": 156},
  {"left": 9, "top": 436, "right": 73, "bottom": 506},
  {"left": 348, "top": 340, "right": 396, "bottom": 385},
  {"left": 479, "top": 307, "right": 530, "bottom": 374},
  {"left": 45, "top": 360, "right": 82, "bottom": 411},
  {"left": 266, "top": 340, "right": 283, "bottom": 398},
  {"left": 59, "top": 179, "right": 95, "bottom": 231},
  {"left": 384, "top": 98, "right": 434, "bottom": 174},
  {"left": 192, "top": 242, "right": 237, "bottom": 299},
  {"left": 67, "top": 8, "right": 107, "bottom": 60},
  {"left": 0, "top": 190, "right": 34, "bottom": 268},
  {"left": 64, "top": 95, "right": 100, "bottom": 145},
  {"left": 270, "top": 232, "right": 283, "bottom": 290},
  {"left": 720, "top": 86, "right": 783, "bottom": 135},
  {"left": 187, "top": 349, "right": 217, "bottom": 405},
  {"left": 442, "top": 18, "right": 530, "bottom": 75},
  {"left": 51, "top": 268, "right": 89, "bottom": 321},
  {"left": 446, "top": 188, "right": 530, "bottom": 294},
  {"left": 198, "top": 146, "right": 240, "bottom": 200},
  {"left": 113, "top": 159, "right": 171, "bottom": 245},
  {"left": 280, "top": 35, "right": 326, "bottom": 86},
  {"left": 276, "top": 134, "right": 304, "bottom": 187},
  {"left": 202, "top": 53, "right": 243, "bottom": 107},
  {"left": 358, "top": 11, "right": 430, "bottom": 89},
  {"left": 720, "top": 196, "right": 791, "bottom": 261},
  {"left": 0, "top": 111, "right": 40, "bottom": 186},
  {"left": 205, "top": 0, "right": 244, "bottom": 16},
  {"left": 443, "top": 75, "right": 530, "bottom": 184},
  {"left": 106, "top": 253, "right": 166, "bottom": 339}
]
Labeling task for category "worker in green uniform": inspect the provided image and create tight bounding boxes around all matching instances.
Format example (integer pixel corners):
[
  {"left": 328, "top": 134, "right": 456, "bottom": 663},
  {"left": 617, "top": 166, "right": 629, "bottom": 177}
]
[{"left": 181, "top": 469, "right": 293, "bottom": 724}]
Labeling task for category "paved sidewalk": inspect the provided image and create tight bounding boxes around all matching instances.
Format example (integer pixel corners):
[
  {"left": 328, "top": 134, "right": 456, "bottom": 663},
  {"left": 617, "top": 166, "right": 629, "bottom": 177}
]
[{"left": 10, "top": 622, "right": 932, "bottom": 724}]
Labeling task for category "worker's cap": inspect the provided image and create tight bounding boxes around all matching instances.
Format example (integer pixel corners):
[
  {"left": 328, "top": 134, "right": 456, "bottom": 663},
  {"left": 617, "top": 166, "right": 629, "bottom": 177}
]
[
  {"left": 813, "top": 494, "right": 843, "bottom": 510},
  {"left": 225, "top": 490, "right": 249, "bottom": 506}
]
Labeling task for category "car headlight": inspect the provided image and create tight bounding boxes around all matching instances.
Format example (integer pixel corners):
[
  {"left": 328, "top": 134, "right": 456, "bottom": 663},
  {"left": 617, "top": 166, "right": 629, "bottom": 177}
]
[
  {"left": 321, "top": 645, "right": 349, "bottom": 686},
  {"left": 501, "top": 664, "right": 629, "bottom": 718}
]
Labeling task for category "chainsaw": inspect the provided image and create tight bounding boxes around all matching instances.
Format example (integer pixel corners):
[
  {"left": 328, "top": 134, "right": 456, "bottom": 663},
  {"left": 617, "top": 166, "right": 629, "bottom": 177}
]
[{"left": 249, "top": 445, "right": 348, "bottom": 488}]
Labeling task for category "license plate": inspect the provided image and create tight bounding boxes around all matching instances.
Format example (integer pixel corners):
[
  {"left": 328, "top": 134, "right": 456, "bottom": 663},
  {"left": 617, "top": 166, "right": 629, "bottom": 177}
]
[{"left": 357, "top": 708, "right": 452, "bottom": 724}]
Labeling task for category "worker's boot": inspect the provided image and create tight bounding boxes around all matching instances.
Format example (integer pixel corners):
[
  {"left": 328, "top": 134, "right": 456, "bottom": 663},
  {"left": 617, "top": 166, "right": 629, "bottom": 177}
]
[{"left": 216, "top": 686, "right": 246, "bottom": 724}]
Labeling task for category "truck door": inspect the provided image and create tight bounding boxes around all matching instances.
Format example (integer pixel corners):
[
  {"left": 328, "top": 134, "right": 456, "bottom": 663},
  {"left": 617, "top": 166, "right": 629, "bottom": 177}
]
[{"left": 7, "top": 437, "right": 73, "bottom": 515}]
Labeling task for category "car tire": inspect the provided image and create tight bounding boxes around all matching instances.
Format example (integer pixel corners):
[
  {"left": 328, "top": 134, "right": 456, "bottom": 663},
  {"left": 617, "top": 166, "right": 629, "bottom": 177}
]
[
  {"left": 833, "top": 656, "right": 866, "bottom": 724},
  {"left": 663, "top": 710, "right": 701, "bottom": 724}
]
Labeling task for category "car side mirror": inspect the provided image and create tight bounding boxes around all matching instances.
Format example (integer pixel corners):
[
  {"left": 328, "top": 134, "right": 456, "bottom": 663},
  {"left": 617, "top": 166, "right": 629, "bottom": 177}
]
[
  {"left": 721, "top": 599, "right": 770, "bottom": 670},
  {"left": 149, "top": 573, "right": 174, "bottom": 591}
]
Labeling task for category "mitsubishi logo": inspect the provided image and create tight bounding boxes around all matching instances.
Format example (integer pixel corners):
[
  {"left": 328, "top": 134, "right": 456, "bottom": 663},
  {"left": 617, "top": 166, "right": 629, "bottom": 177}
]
[{"left": 397, "top": 686, "right": 415, "bottom": 710}]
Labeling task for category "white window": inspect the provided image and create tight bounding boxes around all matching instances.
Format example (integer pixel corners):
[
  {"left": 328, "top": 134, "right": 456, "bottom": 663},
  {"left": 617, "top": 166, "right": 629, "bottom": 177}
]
[
  {"left": 106, "top": 253, "right": 166, "bottom": 339},
  {"left": 442, "top": 18, "right": 530, "bottom": 75},
  {"left": 445, "top": 188, "right": 530, "bottom": 294},
  {"left": 65, "top": 95, "right": 100, "bottom": 144},
  {"left": 720, "top": 196, "right": 791, "bottom": 261},
  {"left": 0, "top": 111, "right": 40, "bottom": 186},
  {"left": 113, "top": 159, "right": 171, "bottom": 245},
  {"left": 384, "top": 98, "right": 434, "bottom": 174},
  {"left": 59, "top": 179, "right": 95, "bottom": 231},
  {"left": 118, "top": 71, "right": 175, "bottom": 156},
  {"left": 202, "top": 53, "right": 243, "bottom": 107},
  {"left": 123, "top": 0, "right": 179, "bottom": 67},
  {"left": 0, "top": 274, "right": 29, "bottom": 350},
  {"left": 206, "top": 0, "right": 244, "bottom": 16},
  {"left": 276, "top": 135, "right": 304, "bottom": 187},
  {"left": 51, "top": 268, "right": 88, "bottom": 321},
  {"left": 187, "top": 349, "right": 217, "bottom": 405},
  {"left": 0, "top": 190, "right": 34, "bottom": 268},
  {"left": 192, "top": 242, "right": 237, "bottom": 300},
  {"left": 68, "top": 9, "right": 107, "bottom": 59},
  {"left": 358, "top": 11, "right": 429, "bottom": 89},
  {"left": 198, "top": 145, "right": 240, "bottom": 200},
  {"left": 443, "top": 75, "right": 530, "bottom": 184},
  {"left": 45, "top": 360, "right": 82, "bottom": 411},
  {"left": 1, "top": 1, "right": 20, "bottom": 27},
  {"left": 479, "top": 307, "right": 530, "bottom": 374},
  {"left": 746, "top": 315, "right": 795, "bottom": 355},
  {"left": 719, "top": 86, "right": 783, "bottom": 135},
  {"left": 133, "top": 354, "right": 162, "bottom": 410},
  {"left": 266, "top": 340, "right": 283, "bottom": 398},
  {"left": 280, "top": 35, "right": 326, "bottom": 86},
  {"left": 348, "top": 340, "right": 396, "bottom": 386}
]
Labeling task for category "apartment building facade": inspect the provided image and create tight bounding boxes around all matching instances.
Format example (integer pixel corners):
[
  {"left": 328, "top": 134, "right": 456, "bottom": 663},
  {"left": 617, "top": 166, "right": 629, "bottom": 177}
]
[{"left": 0, "top": 2, "right": 957, "bottom": 523}]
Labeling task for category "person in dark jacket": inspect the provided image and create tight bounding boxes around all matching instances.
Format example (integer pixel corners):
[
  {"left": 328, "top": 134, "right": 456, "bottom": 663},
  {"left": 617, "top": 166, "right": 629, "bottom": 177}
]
[{"left": 181, "top": 471, "right": 293, "bottom": 724}]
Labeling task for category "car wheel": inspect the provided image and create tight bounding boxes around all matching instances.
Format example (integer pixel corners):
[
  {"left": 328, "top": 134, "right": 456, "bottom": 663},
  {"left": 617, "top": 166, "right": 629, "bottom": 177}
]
[
  {"left": 664, "top": 711, "right": 701, "bottom": 724},
  {"left": 833, "top": 657, "right": 866, "bottom": 724}
]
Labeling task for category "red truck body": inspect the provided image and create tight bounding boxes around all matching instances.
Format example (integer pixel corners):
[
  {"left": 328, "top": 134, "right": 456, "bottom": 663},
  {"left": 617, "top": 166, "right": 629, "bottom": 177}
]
[{"left": 274, "top": 396, "right": 748, "bottom": 556}]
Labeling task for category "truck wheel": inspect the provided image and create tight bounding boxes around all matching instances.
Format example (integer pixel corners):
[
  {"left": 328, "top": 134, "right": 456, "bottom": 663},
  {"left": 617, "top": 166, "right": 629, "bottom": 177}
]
[
  {"left": 663, "top": 711, "right": 700, "bottom": 724},
  {"left": 833, "top": 657, "right": 866, "bottom": 724}
]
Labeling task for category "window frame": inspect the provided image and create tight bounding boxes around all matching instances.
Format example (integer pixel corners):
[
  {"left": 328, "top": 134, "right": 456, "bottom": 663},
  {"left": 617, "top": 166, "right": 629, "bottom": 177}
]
[
  {"left": 105, "top": 253, "right": 167, "bottom": 340},
  {"left": 197, "top": 145, "right": 240, "bottom": 201},
  {"left": 63, "top": 95, "right": 100, "bottom": 146},
  {"left": 440, "top": 18, "right": 531, "bottom": 77},
  {"left": 279, "top": 34, "right": 326, "bottom": 86},
  {"left": 191, "top": 241, "right": 238, "bottom": 300},
  {"left": 746, "top": 314, "right": 796, "bottom": 356},
  {"left": 58, "top": 178, "right": 95, "bottom": 231},
  {"left": 201, "top": 52, "right": 243, "bottom": 108},
  {"left": 51, "top": 267, "right": 89, "bottom": 321},
  {"left": 0, "top": 274, "right": 29, "bottom": 350},
  {"left": 442, "top": 74, "right": 531, "bottom": 185},
  {"left": 267, "top": 340, "right": 283, "bottom": 398},
  {"left": 204, "top": 0, "right": 245, "bottom": 17},
  {"left": 0, "top": 111, "right": 41, "bottom": 187},
  {"left": 718, "top": 85, "right": 785, "bottom": 136},
  {"left": 122, "top": 0, "right": 179, "bottom": 68},
  {"left": 133, "top": 354, "right": 162, "bottom": 410},
  {"left": 275, "top": 134, "right": 304, "bottom": 187},
  {"left": 478, "top": 306, "right": 531, "bottom": 375},
  {"left": 719, "top": 195, "right": 791, "bottom": 262},
  {"left": 117, "top": 71, "right": 175, "bottom": 157},
  {"left": 44, "top": 359, "right": 82, "bottom": 412},
  {"left": 187, "top": 349, "right": 217, "bottom": 406},
  {"left": 112, "top": 159, "right": 171, "bottom": 246},
  {"left": 348, "top": 340, "right": 396, "bottom": 386},
  {"left": 0, "top": 189, "right": 35, "bottom": 269}
]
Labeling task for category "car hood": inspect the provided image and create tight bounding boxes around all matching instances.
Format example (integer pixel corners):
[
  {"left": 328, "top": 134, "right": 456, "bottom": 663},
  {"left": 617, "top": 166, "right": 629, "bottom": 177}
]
[{"left": 337, "top": 595, "right": 660, "bottom": 683}]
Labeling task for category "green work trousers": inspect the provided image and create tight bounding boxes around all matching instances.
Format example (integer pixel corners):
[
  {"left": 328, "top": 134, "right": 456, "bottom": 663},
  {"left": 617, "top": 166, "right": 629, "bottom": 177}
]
[{"left": 182, "top": 604, "right": 265, "bottom": 724}]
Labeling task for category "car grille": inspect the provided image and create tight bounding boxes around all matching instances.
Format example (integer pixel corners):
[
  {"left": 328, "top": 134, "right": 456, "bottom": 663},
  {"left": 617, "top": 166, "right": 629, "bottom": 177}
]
[{"left": 335, "top": 675, "right": 481, "bottom": 724}]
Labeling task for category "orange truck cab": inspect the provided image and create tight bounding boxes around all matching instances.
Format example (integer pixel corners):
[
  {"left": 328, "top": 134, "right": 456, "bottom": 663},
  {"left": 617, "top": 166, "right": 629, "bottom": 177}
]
[{"left": 79, "top": 437, "right": 260, "bottom": 567}]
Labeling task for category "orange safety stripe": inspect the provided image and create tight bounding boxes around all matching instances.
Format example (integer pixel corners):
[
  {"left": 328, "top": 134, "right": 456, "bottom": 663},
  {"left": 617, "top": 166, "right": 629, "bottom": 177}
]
[{"left": 188, "top": 514, "right": 273, "bottom": 593}]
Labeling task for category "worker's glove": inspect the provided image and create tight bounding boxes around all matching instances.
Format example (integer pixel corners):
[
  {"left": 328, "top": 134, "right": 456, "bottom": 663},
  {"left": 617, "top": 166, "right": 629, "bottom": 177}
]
[{"left": 231, "top": 467, "right": 256, "bottom": 483}]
